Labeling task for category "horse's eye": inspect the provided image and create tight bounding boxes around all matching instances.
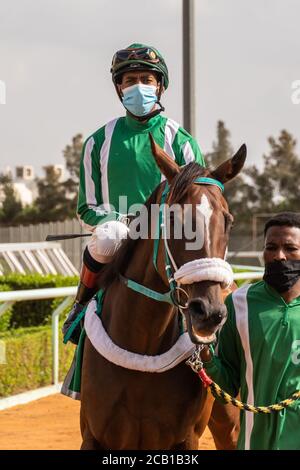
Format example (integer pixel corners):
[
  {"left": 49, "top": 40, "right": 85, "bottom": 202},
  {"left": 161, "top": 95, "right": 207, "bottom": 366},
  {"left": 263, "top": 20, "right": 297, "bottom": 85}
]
[{"left": 224, "top": 214, "right": 233, "bottom": 232}]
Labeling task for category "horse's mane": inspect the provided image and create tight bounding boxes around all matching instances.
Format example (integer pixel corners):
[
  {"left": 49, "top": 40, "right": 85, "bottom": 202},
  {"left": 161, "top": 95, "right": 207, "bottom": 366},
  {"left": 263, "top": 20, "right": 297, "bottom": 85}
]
[{"left": 98, "top": 162, "right": 209, "bottom": 289}]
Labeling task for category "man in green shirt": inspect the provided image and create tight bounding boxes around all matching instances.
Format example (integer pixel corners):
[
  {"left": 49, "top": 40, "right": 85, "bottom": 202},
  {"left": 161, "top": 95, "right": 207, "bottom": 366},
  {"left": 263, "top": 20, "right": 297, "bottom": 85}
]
[
  {"left": 62, "top": 43, "right": 205, "bottom": 344},
  {"left": 201, "top": 212, "right": 300, "bottom": 450}
]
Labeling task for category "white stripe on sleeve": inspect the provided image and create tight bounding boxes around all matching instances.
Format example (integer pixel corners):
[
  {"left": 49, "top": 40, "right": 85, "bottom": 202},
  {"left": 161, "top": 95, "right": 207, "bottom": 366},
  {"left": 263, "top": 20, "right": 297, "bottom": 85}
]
[
  {"left": 162, "top": 118, "right": 180, "bottom": 182},
  {"left": 84, "top": 137, "right": 97, "bottom": 206},
  {"left": 182, "top": 140, "right": 196, "bottom": 164},
  {"left": 100, "top": 118, "right": 118, "bottom": 211},
  {"left": 232, "top": 284, "right": 253, "bottom": 450}
]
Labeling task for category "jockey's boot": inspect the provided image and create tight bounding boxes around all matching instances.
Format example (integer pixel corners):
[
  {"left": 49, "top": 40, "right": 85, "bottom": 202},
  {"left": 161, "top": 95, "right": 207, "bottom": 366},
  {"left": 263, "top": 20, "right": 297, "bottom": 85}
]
[{"left": 62, "top": 248, "right": 104, "bottom": 344}]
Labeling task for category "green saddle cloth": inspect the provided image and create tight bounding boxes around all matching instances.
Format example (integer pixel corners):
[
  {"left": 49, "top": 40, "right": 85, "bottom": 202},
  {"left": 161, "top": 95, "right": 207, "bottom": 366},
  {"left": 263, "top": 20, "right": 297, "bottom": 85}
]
[
  {"left": 61, "top": 328, "right": 86, "bottom": 400},
  {"left": 61, "top": 290, "right": 104, "bottom": 400}
]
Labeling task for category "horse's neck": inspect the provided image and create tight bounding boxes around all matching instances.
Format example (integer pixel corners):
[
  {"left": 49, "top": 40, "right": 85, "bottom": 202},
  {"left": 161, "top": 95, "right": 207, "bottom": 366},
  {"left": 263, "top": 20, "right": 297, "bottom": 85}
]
[{"left": 101, "top": 239, "right": 181, "bottom": 355}]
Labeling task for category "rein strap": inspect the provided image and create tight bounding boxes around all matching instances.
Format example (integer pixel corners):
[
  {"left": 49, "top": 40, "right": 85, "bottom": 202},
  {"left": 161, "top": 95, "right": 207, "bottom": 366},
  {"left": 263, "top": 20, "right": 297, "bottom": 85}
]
[{"left": 119, "top": 274, "right": 173, "bottom": 305}]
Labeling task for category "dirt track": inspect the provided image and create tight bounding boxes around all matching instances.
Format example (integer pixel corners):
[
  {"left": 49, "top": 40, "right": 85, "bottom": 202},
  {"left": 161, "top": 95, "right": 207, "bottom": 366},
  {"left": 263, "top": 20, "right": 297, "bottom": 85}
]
[{"left": 0, "top": 394, "right": 215, "bottom": 450}]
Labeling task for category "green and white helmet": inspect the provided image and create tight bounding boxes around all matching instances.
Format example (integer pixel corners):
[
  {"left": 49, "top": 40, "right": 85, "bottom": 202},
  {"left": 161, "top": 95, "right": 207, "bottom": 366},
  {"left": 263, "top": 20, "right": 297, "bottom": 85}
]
[{"left": 111, "top": 43, "right": 169, "bottom": 90}]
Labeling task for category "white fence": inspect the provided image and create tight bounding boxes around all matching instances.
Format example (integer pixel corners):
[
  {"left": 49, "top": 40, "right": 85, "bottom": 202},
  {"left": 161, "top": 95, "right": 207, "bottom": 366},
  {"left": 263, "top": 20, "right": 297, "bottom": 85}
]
[
  {"left": 228, "top": 252, "right": 265, "bottom": 266},
  {"left": 0, "top": 219, "right": 88, "bottom": 271},
  {"left": 0, "top": 287, "right": 76, "bottom": 387},
  {"left": 0, "top": 242, "right": 79, "bottom": 276},
  {"left": 0, "top": 269, "right": 264, "bottom": 396},
  {"left": 0, "top": 220, "right": 262, "bottom": 272}
]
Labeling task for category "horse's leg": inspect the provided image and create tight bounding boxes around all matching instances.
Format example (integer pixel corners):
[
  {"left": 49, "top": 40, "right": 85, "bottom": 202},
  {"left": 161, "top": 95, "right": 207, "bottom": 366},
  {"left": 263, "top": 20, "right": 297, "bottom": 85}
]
[
  {"left": 81, "top": 436, "right": 102, "bottom": 450},
  {"left": 80, "top": 406, "right": 103, "bottom": 450},
  {"left": 171, "top": 406, "right": 212, "bottom": 451},
  {"left": 172, "top": 386, "right": 214, "bottom": 451},
  {"left": 171, "top": 433, "right": 199, "bottom": 451},
  {"left": 207, "top": 399, "right": 240, "bottom": 450}
]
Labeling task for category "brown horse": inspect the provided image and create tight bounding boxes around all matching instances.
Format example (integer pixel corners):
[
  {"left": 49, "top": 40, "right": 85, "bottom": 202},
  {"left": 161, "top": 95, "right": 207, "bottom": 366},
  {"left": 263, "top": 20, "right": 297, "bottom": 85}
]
[{"left": 79, "top": 135, "right": 247, "bottom": 450}]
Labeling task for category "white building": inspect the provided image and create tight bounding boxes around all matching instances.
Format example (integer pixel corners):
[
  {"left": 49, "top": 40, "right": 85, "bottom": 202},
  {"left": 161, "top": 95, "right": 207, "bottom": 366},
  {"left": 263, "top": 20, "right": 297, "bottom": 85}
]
[
  {"left": 14, "top": 165, "right": 37, "bottom": 206},
  {"left": 0, "top": 164, "right": 69, "bottom": 208}
]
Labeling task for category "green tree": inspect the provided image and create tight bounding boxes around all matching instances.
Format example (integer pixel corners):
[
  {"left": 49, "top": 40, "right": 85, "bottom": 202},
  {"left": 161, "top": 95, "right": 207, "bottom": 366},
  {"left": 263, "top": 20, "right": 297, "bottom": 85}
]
[
  {"left": 205, "top": 124, "right": 300, "bottom": 236},
  {"left": 205, "top": 121, "right": 254, "bottom": 233},
  {"left": 63, "top": 133, "right": 83, "bottom": 214},
  {"left": 35, "top": 166, "right": 72, "bottom": 222},
  {"left": 235, "top": 130, "right": 300, "bottom": 237},
  {"left": 263, "top": 130, "right": 300, "bottom": 212},
  {"left": 0, "top": 174, "right": 23, "bottom": 225},
  {"left": 13, "top": 205, "right": 40, "bottom": 225},
  {"left": 63, "top": 133, "right": 83, "bottom": 180},
  {"left": 206, "top": 120, "right": 233, "bottom": 168}
]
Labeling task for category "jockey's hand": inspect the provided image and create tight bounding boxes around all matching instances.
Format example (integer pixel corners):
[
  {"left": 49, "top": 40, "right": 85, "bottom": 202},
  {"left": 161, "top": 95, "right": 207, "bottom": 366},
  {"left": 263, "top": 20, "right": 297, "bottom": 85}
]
[{"left": 88, "top": 219, "right": 130, "bottom": 263}]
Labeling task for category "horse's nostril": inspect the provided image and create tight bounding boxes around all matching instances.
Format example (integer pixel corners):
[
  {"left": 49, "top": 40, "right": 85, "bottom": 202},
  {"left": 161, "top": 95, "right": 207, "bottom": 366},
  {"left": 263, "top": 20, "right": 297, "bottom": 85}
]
[
  {"left": 211, "top": 312, "right": 224, "bottom": 326},
  {"left": 188, "top": 299, "right": 208, "bottom": 319},
  {"left": 188, "top": 299, "right": 226, "bottom": 326}
]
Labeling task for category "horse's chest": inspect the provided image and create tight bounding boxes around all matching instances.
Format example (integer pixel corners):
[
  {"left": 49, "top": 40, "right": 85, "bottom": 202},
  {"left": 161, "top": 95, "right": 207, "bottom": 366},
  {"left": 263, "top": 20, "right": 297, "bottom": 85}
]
[
  {"left": 103, "top": 396, "right": 197, "bottom": 449},
  {"left": 89, "top": 366, "right": 207, "bottom": 449}
]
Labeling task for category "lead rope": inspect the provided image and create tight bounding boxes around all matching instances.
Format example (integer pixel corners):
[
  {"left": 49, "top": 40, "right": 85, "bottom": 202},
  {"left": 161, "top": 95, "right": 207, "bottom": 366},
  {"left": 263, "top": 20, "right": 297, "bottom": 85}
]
[{"left": 186, "top": 346, "right": 300, "bottom": 414}]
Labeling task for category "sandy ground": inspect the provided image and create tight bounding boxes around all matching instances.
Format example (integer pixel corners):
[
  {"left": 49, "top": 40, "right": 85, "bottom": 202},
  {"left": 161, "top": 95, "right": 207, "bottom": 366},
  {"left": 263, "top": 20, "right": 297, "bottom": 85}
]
[{"left": 0, "top": 394, "right": 215, "bottom": 450}]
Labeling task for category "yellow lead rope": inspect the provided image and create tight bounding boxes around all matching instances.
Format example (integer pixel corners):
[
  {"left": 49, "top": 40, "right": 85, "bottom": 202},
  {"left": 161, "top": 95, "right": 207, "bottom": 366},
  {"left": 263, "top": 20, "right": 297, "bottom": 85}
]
[
  {"left": 186, "top": 348, "right": 300, "bottom": 414},
  {"left": 209, "top": 380, "right": 300, "bottom": 414}
]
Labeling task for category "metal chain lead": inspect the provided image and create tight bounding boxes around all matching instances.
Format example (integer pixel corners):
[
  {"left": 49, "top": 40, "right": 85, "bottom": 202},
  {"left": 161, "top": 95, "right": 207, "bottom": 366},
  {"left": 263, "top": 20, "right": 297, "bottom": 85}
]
[{"left": 185, "top": 345, "right": 205, "bottom": 373}]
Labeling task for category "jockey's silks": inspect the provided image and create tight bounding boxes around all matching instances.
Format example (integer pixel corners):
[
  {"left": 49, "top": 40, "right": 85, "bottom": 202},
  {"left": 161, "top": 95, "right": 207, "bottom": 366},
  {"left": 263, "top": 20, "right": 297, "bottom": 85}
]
[{"left": 77, "top": 113, "right": 204, "bottom": 230}]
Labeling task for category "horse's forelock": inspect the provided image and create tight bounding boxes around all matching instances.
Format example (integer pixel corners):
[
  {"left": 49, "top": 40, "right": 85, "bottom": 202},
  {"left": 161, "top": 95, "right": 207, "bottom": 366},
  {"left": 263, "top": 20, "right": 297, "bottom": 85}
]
[{"left": 168, "top": 163, "right": 209, "bottom": 204}]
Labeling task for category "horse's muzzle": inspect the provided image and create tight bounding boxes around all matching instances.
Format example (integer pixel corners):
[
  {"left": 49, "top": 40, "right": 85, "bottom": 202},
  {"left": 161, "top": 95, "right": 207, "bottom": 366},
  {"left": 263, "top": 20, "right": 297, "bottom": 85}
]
[{"left": 186, "top": 297, "right": 227, "bottom": 344}]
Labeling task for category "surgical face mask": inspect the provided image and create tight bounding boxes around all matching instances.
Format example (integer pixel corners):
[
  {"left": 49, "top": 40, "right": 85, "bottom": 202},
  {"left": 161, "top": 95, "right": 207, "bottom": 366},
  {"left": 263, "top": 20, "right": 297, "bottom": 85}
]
[
  {"left": 122, "top": 84, "right": 158, "bottom": 117},
  {"left": 263, "top": 259, "right": 300, "bottom": 293}
]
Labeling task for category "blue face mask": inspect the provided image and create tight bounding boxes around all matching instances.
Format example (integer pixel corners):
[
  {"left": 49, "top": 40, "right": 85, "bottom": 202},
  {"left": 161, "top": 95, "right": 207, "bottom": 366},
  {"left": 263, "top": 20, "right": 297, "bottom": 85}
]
[{"left": 122, "top": 84, "right": 158, "bottom": 117}]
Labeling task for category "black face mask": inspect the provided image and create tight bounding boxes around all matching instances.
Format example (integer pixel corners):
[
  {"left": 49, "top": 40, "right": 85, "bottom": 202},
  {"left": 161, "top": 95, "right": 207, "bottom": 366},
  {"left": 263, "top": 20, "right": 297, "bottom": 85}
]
[{"left": 263, "top": 259, "right": 300, "bottom": 293}]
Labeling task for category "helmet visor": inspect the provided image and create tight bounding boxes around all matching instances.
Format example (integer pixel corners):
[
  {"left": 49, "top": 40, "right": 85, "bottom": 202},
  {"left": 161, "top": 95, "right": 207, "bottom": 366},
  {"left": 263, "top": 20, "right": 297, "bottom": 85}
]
[{"left": 112, "top": 47, "right": 160, "bottom": 69}]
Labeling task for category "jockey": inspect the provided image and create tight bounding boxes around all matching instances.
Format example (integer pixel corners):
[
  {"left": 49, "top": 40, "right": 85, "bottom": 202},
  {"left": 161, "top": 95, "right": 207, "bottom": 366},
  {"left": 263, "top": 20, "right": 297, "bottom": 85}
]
[{"left": 62, "top": 43, "right": 205, "bottom": 344}]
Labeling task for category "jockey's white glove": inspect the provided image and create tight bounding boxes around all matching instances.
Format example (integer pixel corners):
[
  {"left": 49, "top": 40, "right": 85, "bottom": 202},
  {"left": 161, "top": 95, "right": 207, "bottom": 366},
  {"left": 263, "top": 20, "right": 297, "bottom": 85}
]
[{"left": 88, "top": 220, "right": 130, "bottom": 263}]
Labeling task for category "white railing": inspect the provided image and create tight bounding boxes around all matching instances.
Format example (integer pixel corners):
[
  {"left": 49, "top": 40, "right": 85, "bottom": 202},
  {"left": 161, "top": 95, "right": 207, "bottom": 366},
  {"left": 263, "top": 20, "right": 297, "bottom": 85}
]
[
  {"left": 0, "top": 242, "right": 79, "bottom": 276},
  {"left": 0, "top": 287, "right": 76, "bottom": 386},
  {"left": 0, "top": 270, "right": 263, "bottom": 389},
  {"left": 227, "top": 251, "right": 265, "bottom": 266}
]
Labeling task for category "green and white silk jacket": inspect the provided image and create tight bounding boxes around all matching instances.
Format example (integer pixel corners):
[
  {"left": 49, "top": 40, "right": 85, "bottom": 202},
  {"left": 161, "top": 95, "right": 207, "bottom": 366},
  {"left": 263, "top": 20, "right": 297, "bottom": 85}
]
[{"left": 77, "top": 113, "right": 205, "bottom": 230}]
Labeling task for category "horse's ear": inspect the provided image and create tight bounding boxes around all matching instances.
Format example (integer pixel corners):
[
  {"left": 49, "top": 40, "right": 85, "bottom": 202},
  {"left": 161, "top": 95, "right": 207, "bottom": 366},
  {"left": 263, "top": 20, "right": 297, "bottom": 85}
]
[
  {"left": 211, "top": 144, "right": 247, "bottom": 184},
  {"left": 149, "top": 133, "right": 180, "bottom": 184}
]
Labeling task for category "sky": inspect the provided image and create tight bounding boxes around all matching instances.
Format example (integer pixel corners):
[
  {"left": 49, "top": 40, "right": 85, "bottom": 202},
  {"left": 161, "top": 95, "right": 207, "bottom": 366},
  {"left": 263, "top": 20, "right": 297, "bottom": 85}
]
[{"left": 0, "top": 0, "right": 299, "bottom": 175}]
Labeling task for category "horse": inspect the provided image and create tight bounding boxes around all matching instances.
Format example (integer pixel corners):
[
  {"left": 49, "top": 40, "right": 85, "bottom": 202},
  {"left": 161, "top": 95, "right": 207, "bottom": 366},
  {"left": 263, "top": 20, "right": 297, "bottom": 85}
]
[{"left": 79, "top": 134, "right": 247, "bottom": 450}]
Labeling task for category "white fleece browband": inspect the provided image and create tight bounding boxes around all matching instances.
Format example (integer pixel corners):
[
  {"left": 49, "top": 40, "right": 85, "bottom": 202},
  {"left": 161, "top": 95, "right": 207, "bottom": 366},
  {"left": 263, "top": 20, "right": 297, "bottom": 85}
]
[
  {"left": 174, "top": 258, "right": 233, "bottom": 289},
  {"left": 84, "top": 299, "right": 195, "bottom": 373}
]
